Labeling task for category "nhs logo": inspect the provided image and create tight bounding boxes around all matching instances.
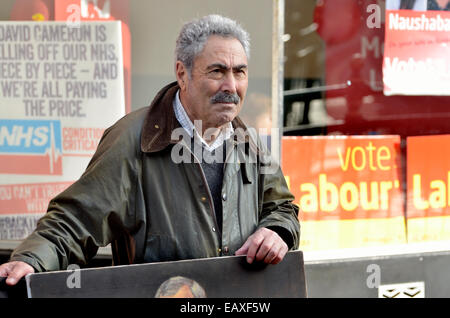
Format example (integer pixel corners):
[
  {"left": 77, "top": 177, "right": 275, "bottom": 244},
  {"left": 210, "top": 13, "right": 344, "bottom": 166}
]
[{"left": 0, "top": 120, "right": 63, "bottom": 175}]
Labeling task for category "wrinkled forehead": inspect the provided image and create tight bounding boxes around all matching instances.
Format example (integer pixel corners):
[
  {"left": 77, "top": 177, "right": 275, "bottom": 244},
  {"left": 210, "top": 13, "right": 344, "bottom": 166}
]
[{"left": 194, "top": 35, "right": 248, "bottom": 68}]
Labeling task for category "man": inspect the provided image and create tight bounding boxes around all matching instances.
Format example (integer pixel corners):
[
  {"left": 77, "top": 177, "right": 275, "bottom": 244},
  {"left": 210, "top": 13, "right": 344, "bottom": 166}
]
[
  {"left": 0, "top": 14, "right": 300, "bottom": 286},
  {"left": 154, "top": 276, "right": 207, "bottom": 298}
]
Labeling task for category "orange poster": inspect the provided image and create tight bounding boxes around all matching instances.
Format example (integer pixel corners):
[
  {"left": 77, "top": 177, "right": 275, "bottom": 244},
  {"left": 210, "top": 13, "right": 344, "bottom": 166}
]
[
  {"left": 407, "top": 134, "right": 450, "bottom": 242},
  {"left": 282, "top": 136, "right": 406, "bottom": 251}
]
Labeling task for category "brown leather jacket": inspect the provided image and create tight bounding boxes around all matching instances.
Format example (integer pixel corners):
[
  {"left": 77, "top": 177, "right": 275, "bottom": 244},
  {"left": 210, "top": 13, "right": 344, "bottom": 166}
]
[{"left": 10, "top": 82, "right": 300, "bottom": 271}]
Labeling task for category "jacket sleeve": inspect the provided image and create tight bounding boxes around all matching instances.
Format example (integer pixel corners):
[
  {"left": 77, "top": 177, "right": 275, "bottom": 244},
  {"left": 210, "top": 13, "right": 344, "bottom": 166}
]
[
  {"left": 257, "top": 162, "right": 301, "bottom": 249},
  {"left": 254, "top": 140, "right": 300, "bottom": 250},
  {"left": 9, "top": 115, "right": 143, "bottom": 272}
]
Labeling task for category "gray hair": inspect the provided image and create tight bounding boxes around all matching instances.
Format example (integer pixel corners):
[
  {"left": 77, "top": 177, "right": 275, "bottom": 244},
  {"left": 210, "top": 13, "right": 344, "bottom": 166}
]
[
  {"left": 154, "top": 276, "right": 207, "bottom": 298},
  {"left": 175, "top": 14, "right": 251, "bottom": 75}
]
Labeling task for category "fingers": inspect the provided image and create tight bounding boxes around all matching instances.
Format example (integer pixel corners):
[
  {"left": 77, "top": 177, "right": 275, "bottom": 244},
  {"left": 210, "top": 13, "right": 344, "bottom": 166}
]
[
  {"left": 264, "top": 243, "right": 288, "bottom": 265},
  {"left": 254, "top": 229, "right": 287, "bottom": 264},
  {"left": 245, "top": 232, "right": 264, "bottom": 264},
  {"left": 236, "top": 228, "right": 288, "bottom": 265},
  {"left": 0, "top": 261, "right": 35, "bottom": 286},
  {"left": 235, "top": 239, "right": 250, "bottom": 256}
]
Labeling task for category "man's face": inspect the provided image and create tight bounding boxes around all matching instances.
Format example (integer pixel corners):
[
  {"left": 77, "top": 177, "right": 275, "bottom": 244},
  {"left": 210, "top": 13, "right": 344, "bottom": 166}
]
[{"left": 177, "top": 35, "right": 248, "bottom": 131}]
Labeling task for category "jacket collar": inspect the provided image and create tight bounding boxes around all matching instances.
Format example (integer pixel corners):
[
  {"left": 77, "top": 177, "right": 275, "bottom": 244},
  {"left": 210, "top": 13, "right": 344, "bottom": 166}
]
[{"left": 141, "top": 81, "right": 258, "bottom": 154}]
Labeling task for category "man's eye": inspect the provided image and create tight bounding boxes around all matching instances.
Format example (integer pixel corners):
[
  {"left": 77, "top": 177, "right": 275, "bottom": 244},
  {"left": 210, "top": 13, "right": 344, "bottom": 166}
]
[
  {"left": 235, "top": 70, "right": 246, "bottom": 77},
  {"left": 209, "top": 69, "right": 223, "bottom": 78}
]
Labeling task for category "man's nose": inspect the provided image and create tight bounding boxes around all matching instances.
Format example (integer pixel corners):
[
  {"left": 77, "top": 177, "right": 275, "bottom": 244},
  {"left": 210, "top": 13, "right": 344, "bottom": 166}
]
[{"left": 221, "top": 72, "right": 237, "bottom": 94}]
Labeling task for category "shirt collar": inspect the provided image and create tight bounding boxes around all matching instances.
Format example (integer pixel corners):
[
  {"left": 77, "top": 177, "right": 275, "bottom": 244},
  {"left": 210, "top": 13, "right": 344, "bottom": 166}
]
[{"left": 173, "top": 89, "right": 234, "bottom": 151}]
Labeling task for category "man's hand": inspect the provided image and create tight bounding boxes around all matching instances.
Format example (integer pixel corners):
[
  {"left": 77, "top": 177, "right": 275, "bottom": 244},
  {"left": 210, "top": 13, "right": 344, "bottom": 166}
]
[
  {"left": 0, "top": 261, "right": 35, "bottom": 286},
  {"left": 235, "top": 227, "right": 288, "bottom": 265}
]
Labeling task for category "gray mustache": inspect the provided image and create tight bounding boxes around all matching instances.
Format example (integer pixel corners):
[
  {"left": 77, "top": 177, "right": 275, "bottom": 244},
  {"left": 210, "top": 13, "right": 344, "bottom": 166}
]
[{"left": 210, "top": 91, "right": 240, "bottom": 105}]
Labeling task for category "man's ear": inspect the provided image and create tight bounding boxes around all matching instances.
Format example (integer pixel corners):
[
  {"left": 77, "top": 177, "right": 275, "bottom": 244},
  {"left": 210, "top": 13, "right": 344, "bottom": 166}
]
[{"left": 175, "top": 61, "right": 188, "bottom": 91}]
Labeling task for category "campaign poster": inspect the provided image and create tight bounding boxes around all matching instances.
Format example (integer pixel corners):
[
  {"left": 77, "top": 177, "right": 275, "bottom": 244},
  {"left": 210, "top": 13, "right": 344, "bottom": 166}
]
[
  {"left": 383, "top": 0, "right": 450, "bottom": 95},
  {"left": 282, "top": 136, "right": 406, "bottom": 251},
  {"left": 9, "top": 0, "right": 131, "bottom": 113},
  {"left": 53, "top": 0, "right": 131, "bottom": 113},
  {"left": 24, "top": 251, "right": 306, "bottom": 298},
  {"left": 312, "top": 0, "right": 450, "bottom": 138},
  {"left": 0, "top": 21, "right": 125, "bottom": 240},
  {"left": 407, "top": 134, "right": 450, "bottom": 242}
]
